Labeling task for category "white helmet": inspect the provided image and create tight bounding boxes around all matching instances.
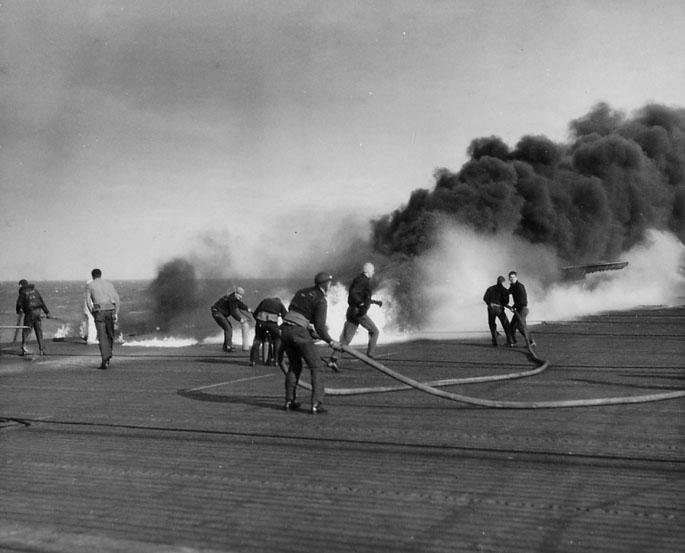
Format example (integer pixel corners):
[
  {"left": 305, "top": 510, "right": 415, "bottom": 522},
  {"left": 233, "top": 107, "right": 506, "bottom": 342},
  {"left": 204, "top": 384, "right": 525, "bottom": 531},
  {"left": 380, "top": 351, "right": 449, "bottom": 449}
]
[{"left": 362, "top": 262, "right": 375, "bottom": 278}]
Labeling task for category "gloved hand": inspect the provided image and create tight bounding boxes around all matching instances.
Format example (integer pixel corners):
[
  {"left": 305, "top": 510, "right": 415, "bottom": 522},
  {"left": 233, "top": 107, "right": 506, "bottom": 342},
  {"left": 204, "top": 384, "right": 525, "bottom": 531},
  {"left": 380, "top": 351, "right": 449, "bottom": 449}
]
[{"left": 329, "top": 340, "right": 342, "bottom": 351}]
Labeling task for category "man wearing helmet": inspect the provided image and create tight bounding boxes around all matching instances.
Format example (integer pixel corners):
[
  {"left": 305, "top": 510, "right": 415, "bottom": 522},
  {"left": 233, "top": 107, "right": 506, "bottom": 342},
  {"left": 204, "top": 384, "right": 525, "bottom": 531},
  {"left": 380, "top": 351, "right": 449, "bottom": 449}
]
[
  {"left": 281, "top": 271, "right": 341, "bottom": 414},
  {"left": 325, "top": 262, "right": 382, "bottom": 371},
  {"left": 211, "top": 286, "right": 252, "bottom": 352}
]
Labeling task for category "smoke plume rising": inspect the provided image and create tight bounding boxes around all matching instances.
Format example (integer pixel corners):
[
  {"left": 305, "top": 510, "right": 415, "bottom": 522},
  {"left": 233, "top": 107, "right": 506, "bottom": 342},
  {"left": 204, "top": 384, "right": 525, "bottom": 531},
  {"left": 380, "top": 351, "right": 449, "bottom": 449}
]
[
  {"left": 150, "top": 258, "right": 200, "bottom": 330},
  {"left": 147, "top": 102, "right": 684, "bottom": 337},
  {"left": 372, "top": 102, "right": 685, "bottom": 327},
  {"left": 418, "top": 223, "right": 685, "bottom": 335}
]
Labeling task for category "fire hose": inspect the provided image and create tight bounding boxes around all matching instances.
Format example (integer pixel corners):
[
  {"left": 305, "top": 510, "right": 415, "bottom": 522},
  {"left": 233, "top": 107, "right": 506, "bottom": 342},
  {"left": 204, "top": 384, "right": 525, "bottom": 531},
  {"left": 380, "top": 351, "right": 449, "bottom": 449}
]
[
  {"left": 278, "top": 312, "right": 685, "bottom": 407},
  {"left": 336, "top": 345, "right": 685, "bottom": 408}
]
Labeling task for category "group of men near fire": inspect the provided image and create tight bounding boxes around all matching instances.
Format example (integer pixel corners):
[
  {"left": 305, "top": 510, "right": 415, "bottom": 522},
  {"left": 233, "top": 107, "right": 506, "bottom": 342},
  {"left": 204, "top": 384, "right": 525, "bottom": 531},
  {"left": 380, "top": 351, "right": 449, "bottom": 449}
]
[
  {"left": 209, "top": 262, "right": 383, "bottom": 414},
  {"left": 210, "top": 263, "right": 533, "bottom": 414},
  {"left": 15, "top": 263, "right": 533, "bottom": 415},
  {"left": 482, "top": 271, "right": 536, "bottom": 349}
]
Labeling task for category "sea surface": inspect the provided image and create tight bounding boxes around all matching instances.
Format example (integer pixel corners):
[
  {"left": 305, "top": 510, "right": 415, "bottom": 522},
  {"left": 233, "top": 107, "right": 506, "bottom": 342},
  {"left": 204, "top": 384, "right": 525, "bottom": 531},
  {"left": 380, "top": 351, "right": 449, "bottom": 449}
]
[{"left": 0, "top": 278, "right": 397, "bottom": 348}]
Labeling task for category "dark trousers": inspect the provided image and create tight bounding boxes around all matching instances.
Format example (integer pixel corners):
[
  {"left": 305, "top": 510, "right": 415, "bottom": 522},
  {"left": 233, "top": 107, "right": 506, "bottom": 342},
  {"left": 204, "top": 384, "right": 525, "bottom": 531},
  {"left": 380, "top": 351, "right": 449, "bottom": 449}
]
[
  {"left": 211, "top": 309, "right": 233, "bottom": 350},
  {"left": 250, "top": 321, "right": 282, "bottom": 365},
  {"left": 330, "top": 314, "right": 379, "bottom": 362},
  {"left": 510, "top": 306, "right": 531, "bottom": 343},
  {"left": 281, "top": 324, "right": 324, "bottom": 406},
  {"left": 93, "top": 309, "right": 116, "bottom": 362},
  {"left": 22, "top": 310, "right": 45, "bottom": 352},
  {"left": 487, "top": 305, "right": 513, "bottom": 345}
]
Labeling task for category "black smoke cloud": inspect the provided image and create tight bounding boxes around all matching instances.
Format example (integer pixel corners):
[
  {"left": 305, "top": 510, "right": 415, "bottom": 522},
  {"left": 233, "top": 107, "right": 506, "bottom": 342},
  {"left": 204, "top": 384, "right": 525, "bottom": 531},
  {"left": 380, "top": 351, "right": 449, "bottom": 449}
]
[
  {"left": 150, "top": 258, "right": 200, "bottom": 330},
  {"left": 374, "top": 102, "right": 685, "bottom": 263},
  {"left": 371, "top": 102, "right": 685, "bottom": 327},
  {"left": 145, "top": 103, "right": 684, "bottom": 332},
  {"left": 145, "top": 211, "right": 379, "bottom": 330}
]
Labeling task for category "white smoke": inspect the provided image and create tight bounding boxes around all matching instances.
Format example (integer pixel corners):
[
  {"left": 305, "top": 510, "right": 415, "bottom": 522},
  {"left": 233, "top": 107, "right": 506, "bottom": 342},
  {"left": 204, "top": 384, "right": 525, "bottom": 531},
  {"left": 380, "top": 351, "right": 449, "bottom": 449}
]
[
  {"left": 125, "top": 225, "right": 684, "bottom": 348},
  {"left": 326, "top": 281, "right": 406, "bottom": 345},
  {"left": 540, "top": 229, "right": 685, "bottom": 320},
  {"left": 420, "top": 224, "right": 685, "bottom": 333},
  {"left": 420, "top": 224, "right": 555, "bottom": 333},
  {"left": 187, "top": 209, "right": 372, "bottom": 279}
]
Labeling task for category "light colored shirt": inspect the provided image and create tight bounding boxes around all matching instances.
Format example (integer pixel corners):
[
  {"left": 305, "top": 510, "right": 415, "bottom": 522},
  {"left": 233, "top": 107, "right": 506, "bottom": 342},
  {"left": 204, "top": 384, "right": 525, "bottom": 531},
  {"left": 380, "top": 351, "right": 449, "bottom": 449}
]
[{"left": 86, "top": 278, "right": 120, "bottom": 314}]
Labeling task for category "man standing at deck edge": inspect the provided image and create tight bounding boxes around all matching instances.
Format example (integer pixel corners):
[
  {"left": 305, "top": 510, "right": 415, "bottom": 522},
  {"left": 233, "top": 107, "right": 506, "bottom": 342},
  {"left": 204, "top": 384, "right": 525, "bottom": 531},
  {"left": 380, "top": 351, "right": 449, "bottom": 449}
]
[{"left": 86, "top": 268, "right": 120, "bottom": 370}]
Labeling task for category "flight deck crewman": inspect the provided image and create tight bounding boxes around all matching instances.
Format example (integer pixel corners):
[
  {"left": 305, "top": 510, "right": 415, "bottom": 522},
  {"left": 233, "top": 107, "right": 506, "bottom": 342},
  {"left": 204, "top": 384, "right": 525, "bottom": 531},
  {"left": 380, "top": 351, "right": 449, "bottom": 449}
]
[
  {"left": 249, "top": 296, "right": 288, "bottom": 367},
  {"left": 86, "top": 268, "right": 120, "bottom": 369},
  {"left": 326, "top": 262, "right": 382, "bottom": 371},
  {"left": 211, "top": 287, "right": 252, "bottom": 352},
  {"left": 483, "top": 275, "right": 513, "bottom": 347},
  {"left": 507, "top": 271, "right": 536, "bottom": 347},
  {"left": 281, "top": 272, "right": 341, "bottom": 414},
  {"left": 17, "top": 281, "right": 51, "bottom": 356}
]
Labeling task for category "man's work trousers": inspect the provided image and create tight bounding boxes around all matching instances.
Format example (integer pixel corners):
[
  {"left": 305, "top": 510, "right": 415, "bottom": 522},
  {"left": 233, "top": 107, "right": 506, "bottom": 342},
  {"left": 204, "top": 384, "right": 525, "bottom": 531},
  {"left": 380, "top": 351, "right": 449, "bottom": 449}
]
[
  {"left": 281, "top": 324, "right": 324, "bottom": 407},
  {"left": 211, "top": 309, "right": 234, "bottom": 350},
  {"left": 250, "top": 321, "right": 282, "bottom": 365},
  {"left": 487, "top": 305, "right": 513, "bottom": 345},
  {"left": 510, "top": 306, "right": 531, "bottom": 344},
  {"left": 93, "top": 309, "right": 116, "bottom": 363},
  {"left": 22, "top": 309, "right": 46, "bottom": 352},
  {"left": 330, "top": 314, "right": 379, "bottom": 362}
]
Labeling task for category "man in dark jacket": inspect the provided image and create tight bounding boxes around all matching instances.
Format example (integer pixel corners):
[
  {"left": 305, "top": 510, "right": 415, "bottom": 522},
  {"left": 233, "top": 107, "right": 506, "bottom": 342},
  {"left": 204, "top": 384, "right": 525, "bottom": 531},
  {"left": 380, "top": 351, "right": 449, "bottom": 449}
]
[
  {"left": 325, "top": 262, "right": 382, "bottom": 371},
  {"left": 508, "top": 271, "right": 535, "bottom": 347},
  {"left": 249, "top": 296, "right": 287, "bottom": 366},
  {"left": 281, "top": 272, "right": 341, "bottom": 414},
  {"left": 17, "top": 282, "right": 51, "bottom": 356},
  {"left": 483, "top": 275, "right": 513, "bottom": 347},
  {"left": 211, "top": 286, "right": 252, "bottom": 352}
]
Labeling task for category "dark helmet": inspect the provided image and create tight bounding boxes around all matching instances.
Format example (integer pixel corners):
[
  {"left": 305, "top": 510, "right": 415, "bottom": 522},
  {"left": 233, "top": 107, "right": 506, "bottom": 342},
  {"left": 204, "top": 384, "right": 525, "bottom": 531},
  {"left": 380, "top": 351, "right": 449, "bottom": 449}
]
[
  {"left": 314, "top": 272, "right": 332, "bottom": 286},
  {"left": 18, "top": 279, "right": 28, "bottom": 287}
]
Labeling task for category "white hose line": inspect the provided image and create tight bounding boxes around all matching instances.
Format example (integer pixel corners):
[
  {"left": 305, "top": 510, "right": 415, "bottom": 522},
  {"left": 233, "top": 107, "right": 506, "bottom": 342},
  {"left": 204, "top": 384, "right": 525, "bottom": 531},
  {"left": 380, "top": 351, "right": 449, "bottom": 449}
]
[
  {"left": 341, "top": 345, "right": 685, "bottom": 409},
  {"left": 278, "top": 340, "right": 549, "bottom": 396},
  {"left": 282, "top": 354, "right": 549, "bottom": 396}
]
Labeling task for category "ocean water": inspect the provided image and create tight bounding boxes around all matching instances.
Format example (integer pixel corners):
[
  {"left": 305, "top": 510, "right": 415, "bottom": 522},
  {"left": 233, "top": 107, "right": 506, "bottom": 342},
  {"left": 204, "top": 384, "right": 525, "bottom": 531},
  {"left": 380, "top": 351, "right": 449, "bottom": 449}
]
[{"left": 0, "top": 278, "right": 399, "bottom": 348}]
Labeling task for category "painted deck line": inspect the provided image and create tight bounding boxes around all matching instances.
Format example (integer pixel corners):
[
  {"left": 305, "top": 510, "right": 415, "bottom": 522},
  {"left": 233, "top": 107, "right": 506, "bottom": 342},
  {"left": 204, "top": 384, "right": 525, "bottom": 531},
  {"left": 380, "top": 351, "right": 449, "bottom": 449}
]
[{"left": 185, "top": 373, "right": 276, "bottom": 392}]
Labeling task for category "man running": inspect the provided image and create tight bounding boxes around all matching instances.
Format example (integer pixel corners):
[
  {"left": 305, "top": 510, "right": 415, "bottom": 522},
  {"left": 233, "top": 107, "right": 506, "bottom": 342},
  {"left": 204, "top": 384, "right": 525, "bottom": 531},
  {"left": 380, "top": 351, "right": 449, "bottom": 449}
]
[{"left": 326, "top": 262, "right": 382, "bottom": 371}]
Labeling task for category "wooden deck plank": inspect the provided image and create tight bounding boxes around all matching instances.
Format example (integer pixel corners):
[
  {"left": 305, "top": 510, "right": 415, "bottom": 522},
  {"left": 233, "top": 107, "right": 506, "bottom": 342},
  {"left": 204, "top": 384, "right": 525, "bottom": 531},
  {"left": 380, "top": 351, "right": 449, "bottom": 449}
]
[{"left": 1, "top": 307, "right": 683, "bottom": 552}]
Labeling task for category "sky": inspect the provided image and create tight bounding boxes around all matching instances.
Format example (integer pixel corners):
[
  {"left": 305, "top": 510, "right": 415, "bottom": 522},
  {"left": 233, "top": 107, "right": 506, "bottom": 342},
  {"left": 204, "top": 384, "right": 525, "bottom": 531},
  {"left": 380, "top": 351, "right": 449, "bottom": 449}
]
[{"left": 1, "top": 0, "right": 684, "bottom": 281}]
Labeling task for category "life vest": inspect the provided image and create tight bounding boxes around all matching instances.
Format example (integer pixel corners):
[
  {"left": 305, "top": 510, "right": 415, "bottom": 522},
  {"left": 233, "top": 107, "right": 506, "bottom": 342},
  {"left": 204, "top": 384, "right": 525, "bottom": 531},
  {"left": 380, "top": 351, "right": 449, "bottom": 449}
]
[{"left": 23, "top": 288, "right": 42, "bottom": 311}]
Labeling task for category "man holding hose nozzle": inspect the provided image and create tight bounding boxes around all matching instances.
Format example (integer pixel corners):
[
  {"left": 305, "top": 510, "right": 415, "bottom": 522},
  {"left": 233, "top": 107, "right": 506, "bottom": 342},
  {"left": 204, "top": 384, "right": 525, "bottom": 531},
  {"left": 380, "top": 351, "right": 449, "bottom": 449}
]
[
  {"left": 281, "top": 271, "right": 342, "bottom": 414},
  {"left": 507, "top": 271, "right": 536, "bottom": 347},
  {"left": 211, "top": 286, "right": 252, "bottom": 352}
]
